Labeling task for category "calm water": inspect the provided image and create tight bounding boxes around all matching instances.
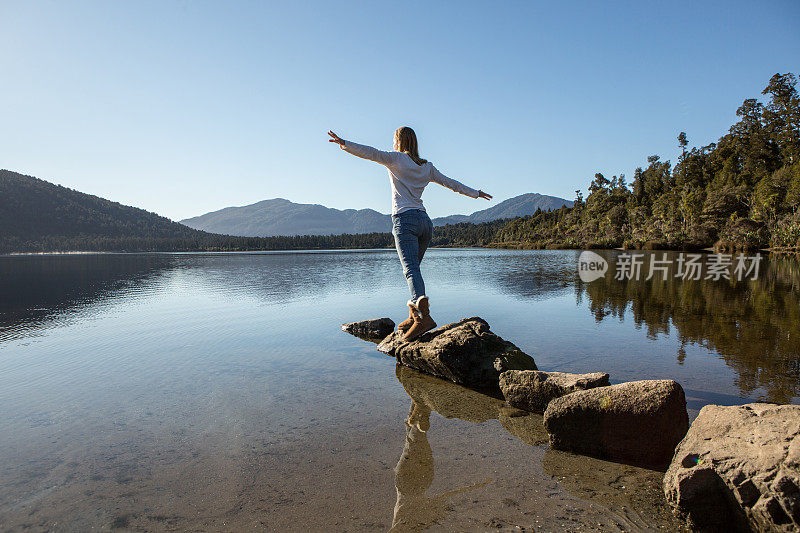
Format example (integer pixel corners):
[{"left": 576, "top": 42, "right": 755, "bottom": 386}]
[{"left": 0, "top": 249, "right": 798, "bottom": 532}]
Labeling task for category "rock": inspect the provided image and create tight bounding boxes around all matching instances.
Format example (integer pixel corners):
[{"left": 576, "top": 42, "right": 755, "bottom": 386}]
[
  {"left": 500, "top": 370, "right": 610, "bottom": 412},
  {"left": 378, "top": 317, "right": 537, "bottom": 390},
  {"left": 341, "top": 317, "right": 395, "bottom": 342},
  {"left": 664, "top": 403, "right": 800, "bottom": 533},
  {"left": 543, "top": 380, "right": 689, "bottom": 467}
]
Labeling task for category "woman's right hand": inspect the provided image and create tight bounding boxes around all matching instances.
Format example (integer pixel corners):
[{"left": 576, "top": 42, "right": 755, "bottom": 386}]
[
  {"left": 478, "top": 190, "right": 492, "bottom": 200},
  {"left": 328, "top": 130, "right": 345, "bottom": 145}
]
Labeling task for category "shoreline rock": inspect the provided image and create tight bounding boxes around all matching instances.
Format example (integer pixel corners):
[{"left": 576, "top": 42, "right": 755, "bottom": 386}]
[
  {"left": 500, "top": 369, "right": 610, "bottom": 413},
  {"left": 341, "top": 317, "right": 395, "bottom": 342},
  {"left": 379, "top": 317, "right": 537, "bottom": 391},
  {"left": 664, "top": 403, "right": 800, "bottom": 532},
  {"left": 543, "top": 380, "right": 689, "bottom": 467}
]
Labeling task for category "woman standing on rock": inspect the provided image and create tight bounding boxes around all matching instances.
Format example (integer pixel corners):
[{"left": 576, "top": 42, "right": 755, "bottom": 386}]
[{"left": 328, "top": 127, "right": 492, "bottom": 340}]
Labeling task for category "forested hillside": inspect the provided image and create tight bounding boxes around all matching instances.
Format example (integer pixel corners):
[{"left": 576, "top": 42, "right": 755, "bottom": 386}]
[
  {"left": 0, "top": 170, "right": 209, "bottom": 252},
  {"left": 495, "top": 73, "right": 800, "bottom": 251}
]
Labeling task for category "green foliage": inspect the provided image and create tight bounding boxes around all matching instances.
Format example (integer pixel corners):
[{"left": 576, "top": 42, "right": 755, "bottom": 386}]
[{"left": 495, "top": 73, "right": 800, "bottom": 252}]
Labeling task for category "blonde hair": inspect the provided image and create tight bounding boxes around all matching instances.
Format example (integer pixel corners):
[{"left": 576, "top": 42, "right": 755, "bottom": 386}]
[{"left": 394, "top": 126, "right": 427, "bottom": 166}]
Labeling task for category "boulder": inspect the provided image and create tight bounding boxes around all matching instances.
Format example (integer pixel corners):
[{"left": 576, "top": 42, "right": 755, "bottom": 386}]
[
  {"left": 543, "top": 380, "right": 689, "bottom": 467},
  {"left": 500, "top": 369, "right": 610, "bottom": 412},
  {"left": 664, "top": 403, "right": 800, "bottom": 533},
  {"left": 341, "top": 317, "right": 395, "bottom": 342},
  {"left": 378, "top": 317, "right": 537, "bottom": 390}
]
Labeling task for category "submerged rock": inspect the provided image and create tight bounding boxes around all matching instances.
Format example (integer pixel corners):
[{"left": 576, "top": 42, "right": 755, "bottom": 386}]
[
  {"left": 341, "top": 317, "right": 395, "bottom": 342},
  {"left": 378, "top": 317, "right": 537, "bottom": 390},
  {"left": 543, "top": 380, "right": 689, "bottom": 467},
  {"left": 664, "top": 403, "right": 800, "bottom": 533},
  {"left": 499, "top": 370, "right": 610, "bottom": 412}
]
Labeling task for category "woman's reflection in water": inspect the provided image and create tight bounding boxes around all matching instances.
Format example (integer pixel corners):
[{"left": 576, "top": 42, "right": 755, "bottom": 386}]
[{"left": 390, "top": 400, "right": 489, "bottom": 532}]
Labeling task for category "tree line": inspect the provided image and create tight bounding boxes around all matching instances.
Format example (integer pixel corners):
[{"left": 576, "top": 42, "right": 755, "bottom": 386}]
[{"left": 495, "top": 73, "right": 800, "bottom": 252}]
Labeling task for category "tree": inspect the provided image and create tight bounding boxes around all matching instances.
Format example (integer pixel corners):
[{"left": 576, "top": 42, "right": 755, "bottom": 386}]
[
  {"left": 762, "top": 73, "right": 800, "bottom": 164},
  {"left": 678, "top": 132, "right": 688, "bottom": 155}
]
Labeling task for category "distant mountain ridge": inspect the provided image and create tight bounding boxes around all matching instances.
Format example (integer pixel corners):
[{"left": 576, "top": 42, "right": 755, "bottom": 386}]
[
  {"left": 181, "top": 193, "right": 572, "bottom": 237},
  {"left": 180, "top": 198, "right": 391, "bottom": 237},
  {"left": 432, "top": 193, "right": 572, "bottom": 226}
]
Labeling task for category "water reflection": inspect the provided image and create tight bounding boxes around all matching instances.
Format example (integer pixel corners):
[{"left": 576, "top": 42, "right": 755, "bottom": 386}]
[
  {"left": 396, "top": 365, "right": 547, "bottom": 446},
  {"left": 484, "top": 250, "right": 577, "bottom": 300},
  {"left": 171, "top": 250, "right": 400, "bottom": 304},
  {"left": 578, "top": 252, "right": 800, "bottom": 403},
  {"left": 392, "top": 365, "right": 541, "bottom": 531},
  {"left": 0, "top": 254, "right": 175, "bottom": 342},
  {"left": 3, "top": 250, "right": 798, "bottom": 406},
  {"left": 3, "top": 249, "right": 778, "bottom": 529},
  {"left": 390, "top": 401, "right": 489, "bottom": 532},
  {"left": 393, "top": 365, "right": 684, "bottom": 531}
]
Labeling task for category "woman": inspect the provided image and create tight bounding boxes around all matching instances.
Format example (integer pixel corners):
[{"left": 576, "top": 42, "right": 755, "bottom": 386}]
[{"left": 328, "top": 126, "right": 491, "bottom": 340}]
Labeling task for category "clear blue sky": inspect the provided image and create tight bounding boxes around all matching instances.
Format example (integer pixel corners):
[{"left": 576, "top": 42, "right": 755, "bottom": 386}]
[{"left": 2, "top": 1, "right": 799, "bottom": 221}]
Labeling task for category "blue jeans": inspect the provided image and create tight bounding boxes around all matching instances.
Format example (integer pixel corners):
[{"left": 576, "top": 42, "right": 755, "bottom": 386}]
[{"left": 392, "top": 209, "right": 433, "bottom": 303}]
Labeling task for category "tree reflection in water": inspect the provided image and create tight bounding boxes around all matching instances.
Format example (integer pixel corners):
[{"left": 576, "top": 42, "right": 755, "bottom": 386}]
[{"left": 579, "top": 252, "right": 800, "bottom": 403}]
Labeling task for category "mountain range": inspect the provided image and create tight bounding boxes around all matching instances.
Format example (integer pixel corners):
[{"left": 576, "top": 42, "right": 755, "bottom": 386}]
[
  {"left": 180, "top": 193, "right": 572, "bottom": 237},
  {"left": 0, "top": 168, "right": 571, "bottom": 253}
]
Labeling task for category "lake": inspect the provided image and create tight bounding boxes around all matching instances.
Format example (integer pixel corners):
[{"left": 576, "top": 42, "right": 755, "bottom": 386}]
[{"left": 1, "top": 249, "right": 798, "bottom": 531}]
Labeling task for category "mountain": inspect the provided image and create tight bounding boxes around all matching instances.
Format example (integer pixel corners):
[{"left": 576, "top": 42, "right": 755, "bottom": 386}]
[
  {"left": 0, "top": 169, "right": 205, "bottom": 249},
  {"left": 180, "top": 198, "right": 393, "bottom": 237},
  {"left": 181, "top": 193, "right": 572, "bottom": 237},
  {"left": 431, "top": 193, "right": 572, "bottom": 226},
  {"left": 0, "top": 168, "right": 572, "bottom": 254}
]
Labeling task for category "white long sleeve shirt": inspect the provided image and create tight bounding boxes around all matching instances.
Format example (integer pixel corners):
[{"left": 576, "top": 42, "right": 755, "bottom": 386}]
[{"left": 341, "top": 140, "right": 480, "bottom": 215}]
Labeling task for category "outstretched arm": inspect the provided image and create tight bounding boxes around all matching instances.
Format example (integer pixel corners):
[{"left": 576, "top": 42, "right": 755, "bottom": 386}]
[
  {"left": 430, "top": 165, "right": 492, "bottom": 201},
  {"left": 328, "top": 130, "right": 398, "bottom": 167}
]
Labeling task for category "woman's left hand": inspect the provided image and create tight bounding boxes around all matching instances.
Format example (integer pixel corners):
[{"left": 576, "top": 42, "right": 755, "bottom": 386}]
[
  {"left": 478, "top": 190, "right": 492, "bottom": 200},
  {"left": 328, "top": 130, "right": 345, "bottom": 145}
]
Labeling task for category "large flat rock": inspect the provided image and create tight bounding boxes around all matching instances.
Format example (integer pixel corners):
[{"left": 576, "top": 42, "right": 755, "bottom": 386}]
[
  {"left": 500, "top": 370, "right": 610, "bottom": 412},
  {"left": 543, "top": 380, "right": 689, "bottom": 467},
  {"left": 378, "top": 317, "right": 537, "bottom": 391},
  {"left": 664, "top": 403, "right": 800, "bottom": 532}
]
